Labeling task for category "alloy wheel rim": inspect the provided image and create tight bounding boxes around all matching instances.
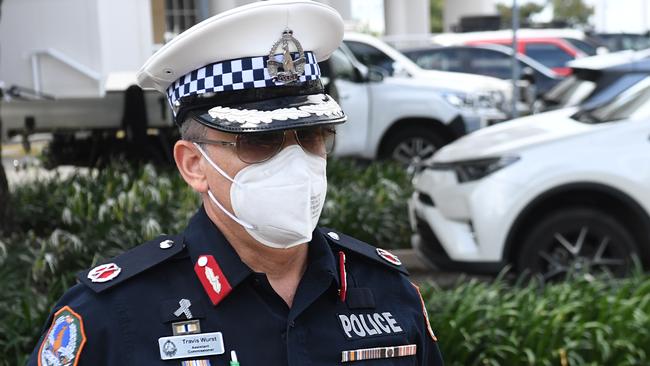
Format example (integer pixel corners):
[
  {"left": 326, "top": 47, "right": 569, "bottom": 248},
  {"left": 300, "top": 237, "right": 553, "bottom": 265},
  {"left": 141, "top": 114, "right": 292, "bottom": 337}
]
[
  {"left": 392, "top": 138, "right": 437, "bottom": 171},
  {"left": 537, "top": 226, "right": 627, "bottom": 281}
]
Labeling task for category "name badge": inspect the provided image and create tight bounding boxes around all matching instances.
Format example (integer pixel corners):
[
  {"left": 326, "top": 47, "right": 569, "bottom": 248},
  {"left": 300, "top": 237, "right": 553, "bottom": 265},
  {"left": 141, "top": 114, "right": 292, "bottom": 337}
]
[{"left": 158, "top": 332, "right": 225, "bottom": 360}]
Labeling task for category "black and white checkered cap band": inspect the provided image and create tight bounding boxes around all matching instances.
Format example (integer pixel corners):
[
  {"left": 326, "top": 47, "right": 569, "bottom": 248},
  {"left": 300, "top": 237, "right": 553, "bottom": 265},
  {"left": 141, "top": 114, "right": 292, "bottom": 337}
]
[{"left": 166, "top": 51, "right": 320, "bottom": 113}]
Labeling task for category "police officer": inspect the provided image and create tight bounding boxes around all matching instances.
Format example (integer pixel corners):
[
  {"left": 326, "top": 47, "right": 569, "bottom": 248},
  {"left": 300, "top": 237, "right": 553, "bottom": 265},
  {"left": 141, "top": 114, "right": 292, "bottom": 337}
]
[{"left": 28, "top": 1, "right": 444, "bottom": 365}]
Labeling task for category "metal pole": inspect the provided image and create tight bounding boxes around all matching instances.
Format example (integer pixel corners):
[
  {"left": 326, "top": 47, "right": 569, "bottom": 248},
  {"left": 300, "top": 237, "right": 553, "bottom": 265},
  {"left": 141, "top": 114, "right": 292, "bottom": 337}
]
[
  {"left": 643, "top": 0, "right": 648, "bottom": 32},
  {"left": 196, "top": 0, "right": 210, "bottom": 21},
  {"left": 511, "top": 0, "right": 520, "bottom": 118},
  {"left": 31, "top": 54, "right": 41, "bottom": 94},
  {"left": 0, "top": 0, "right": 8, "bottom": 229}
]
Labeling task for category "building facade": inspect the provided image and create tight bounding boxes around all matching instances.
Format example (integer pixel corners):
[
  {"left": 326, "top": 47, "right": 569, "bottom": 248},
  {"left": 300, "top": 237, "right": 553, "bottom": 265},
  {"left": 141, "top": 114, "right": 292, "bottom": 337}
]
[{"left": 0, "top": 0, "right": 431, "bottom": 98}]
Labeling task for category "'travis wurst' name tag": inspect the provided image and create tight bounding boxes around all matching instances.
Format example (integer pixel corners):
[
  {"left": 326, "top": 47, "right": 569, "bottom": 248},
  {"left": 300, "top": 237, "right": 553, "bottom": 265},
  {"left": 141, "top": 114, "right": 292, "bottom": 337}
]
[{"left": 158, "top": 332, "right": 225, "bottom": 360}]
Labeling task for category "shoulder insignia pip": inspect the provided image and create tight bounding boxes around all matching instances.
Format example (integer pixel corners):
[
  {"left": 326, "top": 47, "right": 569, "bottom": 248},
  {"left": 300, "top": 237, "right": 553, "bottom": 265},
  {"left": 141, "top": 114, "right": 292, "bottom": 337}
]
[
  {"left": 319, "top": 228, "right": 409, "bottom": 276},
  {"left": 38, "top": 305, "right": 86, "bottom": 366},
  {"left": 77, "top": 234, "right": 185, "bottom": 293}
]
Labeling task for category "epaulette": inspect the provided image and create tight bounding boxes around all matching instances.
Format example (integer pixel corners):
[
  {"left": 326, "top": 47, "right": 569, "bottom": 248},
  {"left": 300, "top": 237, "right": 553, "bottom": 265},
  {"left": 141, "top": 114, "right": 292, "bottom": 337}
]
[
  {"left": 319, "top": 227, "right": 409, "bottom": 276},
  {"left": 77, "top": 234, "right": 185, "bottom": 293}
]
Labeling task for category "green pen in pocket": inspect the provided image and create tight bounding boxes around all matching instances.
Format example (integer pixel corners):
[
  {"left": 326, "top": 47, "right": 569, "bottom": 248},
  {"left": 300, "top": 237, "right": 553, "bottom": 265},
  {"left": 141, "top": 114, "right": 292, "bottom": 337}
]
[{"left": 230, "top": 350, "right": 240, "bottom": 366}]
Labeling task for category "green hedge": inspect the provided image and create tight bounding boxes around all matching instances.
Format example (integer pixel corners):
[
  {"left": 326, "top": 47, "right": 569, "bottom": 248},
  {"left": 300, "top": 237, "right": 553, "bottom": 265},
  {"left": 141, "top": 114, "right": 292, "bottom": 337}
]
[
  {"left": 1, "top": 164, "right": 199, "bottom": 366},
  {"left": 421, "top": 272, "right": 650, "bottom": 365},
  {"left": 321, "top": 158, "right": 413, "bottom": 249}
]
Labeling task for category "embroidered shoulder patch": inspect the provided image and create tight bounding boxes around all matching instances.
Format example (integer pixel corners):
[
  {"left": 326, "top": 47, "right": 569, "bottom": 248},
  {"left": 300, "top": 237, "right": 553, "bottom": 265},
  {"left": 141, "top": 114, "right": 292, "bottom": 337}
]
[{"left": 38, "top": 306, "right": 87, "bottom": 366}]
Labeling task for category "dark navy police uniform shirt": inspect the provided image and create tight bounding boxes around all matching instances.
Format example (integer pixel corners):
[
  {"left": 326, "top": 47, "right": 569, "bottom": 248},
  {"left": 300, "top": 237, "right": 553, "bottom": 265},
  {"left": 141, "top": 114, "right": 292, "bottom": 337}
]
[{"left": 28, "top": 207, "right": 443, "bottom": 365}]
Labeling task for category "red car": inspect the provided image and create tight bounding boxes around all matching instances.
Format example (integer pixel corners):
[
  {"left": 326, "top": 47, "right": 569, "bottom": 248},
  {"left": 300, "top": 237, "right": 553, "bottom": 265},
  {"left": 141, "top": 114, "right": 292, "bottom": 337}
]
[{"left": 466, "top": 37, "right": 586, "bottom": 76}]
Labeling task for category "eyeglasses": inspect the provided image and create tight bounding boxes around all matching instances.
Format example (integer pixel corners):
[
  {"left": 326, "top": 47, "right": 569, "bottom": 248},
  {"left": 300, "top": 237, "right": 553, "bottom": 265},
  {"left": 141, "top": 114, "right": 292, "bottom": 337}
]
[{"left": 191, "top": 125, "right": 336, "bottom": 164}]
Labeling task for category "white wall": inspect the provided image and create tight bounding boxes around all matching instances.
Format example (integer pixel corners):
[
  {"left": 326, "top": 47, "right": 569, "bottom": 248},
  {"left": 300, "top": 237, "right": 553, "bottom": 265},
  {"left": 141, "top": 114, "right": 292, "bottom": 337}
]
[
  {"left": 592, "top": 0, "right": 650, "bottom": 33},
  {"left": 384, "top": 0, "right": 430, "bottom": 35},
  {"left": 97, "top": 0, "right": 154, "bottom": 76},
  {"left": 319, "top": 0, "right": 351, "bottom": 20},
  {"left": 0, "top": 0, "right": 154, "bottom": 98},
  {"left": 208, "top": 0, "right": 256, "bottom": 15},
  {"left": 208, "top": 0, "right": 351, "bottom": 19},
  {"left": 443, "top": 0, "right": 500, "bottom": 32},
  {"left": 0, "top": 0, "right": 103, "bottom": 97}
]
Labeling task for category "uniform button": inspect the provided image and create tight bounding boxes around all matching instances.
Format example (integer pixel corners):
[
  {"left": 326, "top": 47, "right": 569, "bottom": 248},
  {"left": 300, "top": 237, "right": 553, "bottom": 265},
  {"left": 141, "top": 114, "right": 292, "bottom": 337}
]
[
  {"left": 197, "top": 256, "right": 208, "bottom": 267},
  {"left": 288, "top": 320, "right": 295, "bottom": 328},
  {"left": 159, "top": 239, "right": 174, "bottom": 249},
  {"left": 327, "top": 232, "right": 340, "bottom": 240}
]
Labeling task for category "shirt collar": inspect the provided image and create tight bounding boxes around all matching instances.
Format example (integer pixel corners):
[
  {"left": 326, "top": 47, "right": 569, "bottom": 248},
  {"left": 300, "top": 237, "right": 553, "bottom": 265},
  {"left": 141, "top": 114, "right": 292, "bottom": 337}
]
[
  {"left": 183, "top": 206, "right": 340, "bottom": 306},
  {"left": 184, "top": 206, "right": 252, "bottom": 305},
  {"left": 306, "top": 227, "right": 339, "bottom": 288}
]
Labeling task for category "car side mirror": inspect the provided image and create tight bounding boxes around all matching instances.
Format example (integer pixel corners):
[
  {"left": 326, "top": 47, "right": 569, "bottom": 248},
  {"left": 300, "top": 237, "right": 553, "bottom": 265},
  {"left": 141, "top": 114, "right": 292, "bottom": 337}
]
[
  {"left": 520, "top": 66, "right": 535, "bottom": 80},
  {"left": 392, "top": 62, "right": 410, "bottom": 78},
  {"left": 367, "top": 66, "right": 386, "bottom": 83}
]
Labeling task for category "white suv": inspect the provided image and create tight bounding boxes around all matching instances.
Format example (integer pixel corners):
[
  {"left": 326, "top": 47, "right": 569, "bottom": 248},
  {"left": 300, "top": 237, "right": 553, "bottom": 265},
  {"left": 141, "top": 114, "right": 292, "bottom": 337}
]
[
  {"left": 343, "top": 33, "right": 513, "bottom": 121},
  {"left": 409, "top": 76, "right": 650, "bottom": 279},
  {"left": 327, "top": 39, "right": 510, "bottom": 167},
  {"left": 323, "top": 45, "right": 463, "bottom": 165}
]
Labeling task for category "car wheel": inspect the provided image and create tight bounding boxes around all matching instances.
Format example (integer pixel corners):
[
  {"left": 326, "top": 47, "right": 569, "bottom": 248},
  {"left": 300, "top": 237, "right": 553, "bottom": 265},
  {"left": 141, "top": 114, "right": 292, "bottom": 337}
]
[
  {"left": 517, "top": 207, "right": 639, "bottom": 281},
  {"left": 381, "top": 127, "right": 447, "bottom": 171}
]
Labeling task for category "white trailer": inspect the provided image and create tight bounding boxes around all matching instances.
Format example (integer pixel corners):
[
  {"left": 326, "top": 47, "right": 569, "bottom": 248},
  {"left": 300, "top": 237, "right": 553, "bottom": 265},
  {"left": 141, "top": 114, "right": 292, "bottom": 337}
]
[{"left": 0, "top": 0, "right": 176, "bottom": 166}]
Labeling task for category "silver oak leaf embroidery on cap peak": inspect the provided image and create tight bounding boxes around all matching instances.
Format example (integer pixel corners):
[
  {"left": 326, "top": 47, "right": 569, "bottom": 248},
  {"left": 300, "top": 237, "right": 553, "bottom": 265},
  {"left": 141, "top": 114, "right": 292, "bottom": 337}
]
[{"left": 207, "top": 95, "right": 344, "bottom": 127}]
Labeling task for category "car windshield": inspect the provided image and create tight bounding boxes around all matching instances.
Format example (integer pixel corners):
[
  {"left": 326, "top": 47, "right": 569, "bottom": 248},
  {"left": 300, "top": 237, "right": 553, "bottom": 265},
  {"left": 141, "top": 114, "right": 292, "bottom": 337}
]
[
  {"left": 563, "top": 38, "right": 598, "bottom": 55},
  {"left": 544, "top": 76, "right": 596, "bottom": 107},
  {"left": 573, "top": 76, "right": 650, "bottom": 123},
  {"left": 580, "top": 73, "right": 648, "bottom": 108},
  {"left": 344, "top": 40, "right": 396, "bottom": 76},
  {"left": 525, "top": 43, "right": 575, "bottom": 69},
  {"left": 597, "top": 34, "right": 650, "bottom": 51}
]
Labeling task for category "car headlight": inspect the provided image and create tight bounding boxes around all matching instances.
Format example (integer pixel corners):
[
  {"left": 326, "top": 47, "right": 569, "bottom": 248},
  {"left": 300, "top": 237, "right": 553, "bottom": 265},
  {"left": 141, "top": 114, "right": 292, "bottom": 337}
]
[
  {"left": 490, "top": 90, "right": 506, "bottom": 105},
  {"left": 443, "top": 91, "right": 500, "bottom": 112},
  {"left": 432, "top": 156, "right": 520, "bottom": 183},
  {"left": 442, "top": 92, "right": 472, "bottom": 109}
]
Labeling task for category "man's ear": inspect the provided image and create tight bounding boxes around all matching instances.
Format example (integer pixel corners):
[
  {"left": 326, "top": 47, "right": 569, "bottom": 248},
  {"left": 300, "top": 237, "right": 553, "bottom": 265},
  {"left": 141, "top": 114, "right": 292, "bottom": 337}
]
[{"left": 174, "top": 140, "right": 208, "bottom": 193}]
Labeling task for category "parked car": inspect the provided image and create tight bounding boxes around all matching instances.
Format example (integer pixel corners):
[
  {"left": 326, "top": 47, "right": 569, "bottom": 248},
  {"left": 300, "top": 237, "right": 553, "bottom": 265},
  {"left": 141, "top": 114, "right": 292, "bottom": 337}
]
[
  {"left": 432, "top": 28, "right": 606, "bottom": 56},
  {"left": 409, "top": 76, "right": 650, "bottom": 279},
  {"left": 592, "top": 33, "right": 650, "bottom": 52},
  {"left": 539, "top": 50, "right": 650, "bottom": 112},
  {"left": 401, "top": 44, "right": 562, "bottom": 96},
  {"left": 466, "top": 38, "right": 585, "bottom": 77},
  {"left": 432, "top": 29, "right": 608, "bottom": 76},
  {"left": 319, "top": 45, "right": 482, "bottom": 167},
  {"left": 342, "top": 32, "right": 517, "bottom": 119}
]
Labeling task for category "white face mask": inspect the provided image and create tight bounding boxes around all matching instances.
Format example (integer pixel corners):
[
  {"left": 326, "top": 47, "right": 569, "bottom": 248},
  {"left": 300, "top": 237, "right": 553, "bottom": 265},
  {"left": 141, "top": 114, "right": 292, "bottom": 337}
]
[{"left": 194, "top": 143, "right": 328, "bottom": 249}]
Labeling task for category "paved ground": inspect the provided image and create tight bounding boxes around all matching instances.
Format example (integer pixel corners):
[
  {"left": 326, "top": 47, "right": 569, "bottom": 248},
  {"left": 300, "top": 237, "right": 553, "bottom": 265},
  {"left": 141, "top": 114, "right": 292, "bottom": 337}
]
[
  {"left": 2, "top": 138, "right": 86, "bottom": 187},
  {"left": 393, "top": 249, "right": 493, "bottom": 288}
]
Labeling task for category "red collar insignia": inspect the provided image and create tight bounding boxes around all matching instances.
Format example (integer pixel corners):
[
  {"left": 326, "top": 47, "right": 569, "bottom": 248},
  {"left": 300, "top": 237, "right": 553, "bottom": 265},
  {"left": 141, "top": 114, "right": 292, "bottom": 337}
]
[{"left": 194, "top": 255, "right": 232, "bottom": 306}]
